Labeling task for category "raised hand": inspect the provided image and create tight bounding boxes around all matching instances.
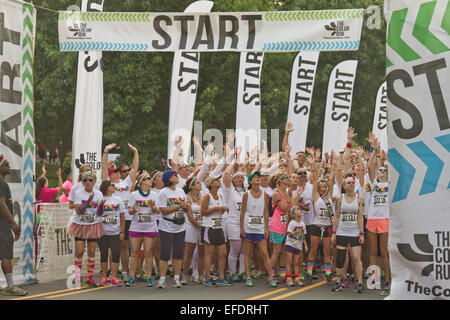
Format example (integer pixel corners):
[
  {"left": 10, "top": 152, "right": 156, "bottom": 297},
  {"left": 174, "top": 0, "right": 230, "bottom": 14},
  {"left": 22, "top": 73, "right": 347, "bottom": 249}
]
[
  {"left": 174, "top": 135, "right": 183, "bottom": 146},
  {"left": 128, "top": 143, "right": 138, "bottom": 153},
  {"left": 366, "top": 132, "right": 375, "bottom": 147},
  {"left": 285, "top": 122, "right": 294, "bottom": 134},
  {"left": 41, "top": 164, "right": 46, "bottom": 176},
  {"left": 104, "top": 143, "right": 117, "bottom": 153},
  {"left": 347, "top": 126, "right": 357, "bottom": 141}
]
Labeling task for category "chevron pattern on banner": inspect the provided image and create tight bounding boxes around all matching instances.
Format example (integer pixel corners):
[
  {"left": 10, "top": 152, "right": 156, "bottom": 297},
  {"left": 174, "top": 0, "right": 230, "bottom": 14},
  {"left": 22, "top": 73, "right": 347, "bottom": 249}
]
[
  {"left": 389, "top": 134, "right": 450, "bottom": 203},
  {"left": 59, "top": 11, "right": 151, "bottom": 22},
  {"left": 263, "top": 9, "right": 364, "bottom": 21},
  {"left": 22, "top": 2, "right": 35, "bottom": 283},
  {"left": 387, "top": 0, "right": 450, "bottom": 65},
  {"left": 262, "top": 40, "right": 360, "bottom": 51},
  {"left": 60, "top": 42, "right": 149, "bottom": 51}
]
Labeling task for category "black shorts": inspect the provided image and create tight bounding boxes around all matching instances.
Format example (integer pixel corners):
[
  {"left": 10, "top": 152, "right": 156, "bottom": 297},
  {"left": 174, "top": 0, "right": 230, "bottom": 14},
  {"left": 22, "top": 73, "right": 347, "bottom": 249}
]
[
  {"left": 98, "top": 234, "right": 121, "bottom": 263},
  {"left": 201, "top": 227, "right": 225, "bottom": 246},
  {"left": 124, "top": 220, "right": 132, "bottom": 241},
  {"left": 308, "top": 224, "right": 332, "bottom": 238},
  {"left": 336, "top": 235, "right": 360, "bottom": 247},
  {"left": 159, "top": 230, "right": 185, "bottom": 261},
  {"left": 0, "top": 226, "right": 14, "bottom": 260}
]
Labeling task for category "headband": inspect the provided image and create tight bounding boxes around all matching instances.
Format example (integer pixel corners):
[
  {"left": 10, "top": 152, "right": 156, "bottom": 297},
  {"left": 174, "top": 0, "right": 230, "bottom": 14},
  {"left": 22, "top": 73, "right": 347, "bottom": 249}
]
[
  {"left": 290, "top": 206, "right": 298, "bottom": 217},
  {"left": 296, "top": 151, "right": 306, "bottom": 157},
  {"left": 233, "top": 172, "right": 245, "bottom": 178},
  {"left": 137, "top": 174, "right": 150, "bottom": 187},
  {"left": 276, "top": 172, "right": 288, "bottom": 185},
  {"left": 0, "top": 156, "right": 6, "bottom": 168},
  {"left": 81, "top": 172, "right": 96, "bottom": 182},
  {"left": 344, "top": 170, "right": 354, "bottom": 179},
  {"left": 318, "top": 180, "right": 328, "bottom": 187},
  {"left": 188, "top": 177, "right": 197, "bottom": 192},
  {"left": 151, "top": 171, "right": 162, "bottom": 181}
]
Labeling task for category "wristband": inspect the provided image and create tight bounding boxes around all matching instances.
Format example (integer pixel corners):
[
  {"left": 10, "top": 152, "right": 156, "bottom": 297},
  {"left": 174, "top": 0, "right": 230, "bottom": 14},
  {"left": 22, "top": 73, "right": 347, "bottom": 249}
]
[
  {"left": 346, "top": 143, "right": 352, "bottom": 149},
  {"left": 370, "top": 147, "right": 373, "bottom": 153}
]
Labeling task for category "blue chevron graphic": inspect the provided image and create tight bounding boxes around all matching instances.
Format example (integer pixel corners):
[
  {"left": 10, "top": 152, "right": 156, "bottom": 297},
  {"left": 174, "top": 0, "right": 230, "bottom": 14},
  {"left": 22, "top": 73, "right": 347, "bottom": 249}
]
[
  {"left": 389, "top": 148, "right": 416, "bottom": 202},
  {"left": 23, "top": 173, "right": 33, "bottom": 188},
  {"left": 22, "top": 261, "right": 34, "bottom": 281},
  {"left": 23, "top": 225, "right": 33, "bottom": 240},
  {"left": 23, "top": 207, "right": 33, "bottom": 224},
  {"left": 434, "top": 133, "right": 450, "bottom": 188},
  {"left": 407, "top": 141, "right": 444, "bottom": 195},
  {"left": 23, "top": 156, "right": 33, "bottom": 172},
  {"left": 23, "top": 192, "right": 33, "bottom": 205},
  {"left": 23, "top": 242, "right": 33, "bottom": 260}
]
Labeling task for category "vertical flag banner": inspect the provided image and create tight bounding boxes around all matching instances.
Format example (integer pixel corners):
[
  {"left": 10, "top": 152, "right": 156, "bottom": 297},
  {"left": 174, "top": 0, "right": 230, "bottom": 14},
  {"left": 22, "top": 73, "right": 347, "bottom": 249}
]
[
  {"left": 322, "top": 60, "right": 358, "bottom": 155},
  {"left": 72, "top": 0, "right": 104, "bottom": 181},
  {"left": 235, "top": 52, "right": 264, "bottom": 162},
  {"left": 286, "top": 51, "right": 320, "bottom": 154},
  {"left": 385, "top": 0, "right": 450, "bottom": 300},
  {"left": 0, "top": 0, "right": 36, "bottom": 285},
  {"left": 372, "top": 81, "right": 388, "bottom": 151},
  {"left": 167, "top": 1, "right": 214, "bottom": 164}
]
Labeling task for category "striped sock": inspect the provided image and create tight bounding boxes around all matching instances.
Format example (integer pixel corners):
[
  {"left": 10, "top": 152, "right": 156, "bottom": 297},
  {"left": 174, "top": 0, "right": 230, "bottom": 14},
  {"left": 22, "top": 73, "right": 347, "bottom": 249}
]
[
  {"left": 307, "top": 262, "right": 314, "bottom": 275},
  {"left": 74, "top": 258, "right": 82, "bottom": 284},
  {"left": 325, "top": 263, "right": 332, "bottom": 276},
  {"left": 87, "top": 256, "right": 95, "bottom": 279},
  {"left": 294, "top": 273, "right": 299, "bottom": 281},
  {"left": 286, "top": 273, "right": 291, "bottom": 281}
]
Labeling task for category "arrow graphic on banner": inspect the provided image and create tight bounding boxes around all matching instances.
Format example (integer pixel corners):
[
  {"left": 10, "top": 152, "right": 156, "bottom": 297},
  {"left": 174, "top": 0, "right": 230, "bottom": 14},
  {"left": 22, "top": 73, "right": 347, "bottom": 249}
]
[
  {"left": 407, "top": 141, "right": 444, "bottom": 195},
  {"left": 434, "top": 133, "right": 450, "bottom": 188},
  {"left": 389, "top": 148, "right": 416, "bottom": 202}
]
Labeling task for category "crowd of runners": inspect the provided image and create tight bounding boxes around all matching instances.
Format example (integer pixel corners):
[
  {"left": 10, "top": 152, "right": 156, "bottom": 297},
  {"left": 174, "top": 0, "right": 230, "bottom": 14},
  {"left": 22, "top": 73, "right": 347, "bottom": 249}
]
[{"left": 0, "top": 124, "right": 391, "bottom": 296}]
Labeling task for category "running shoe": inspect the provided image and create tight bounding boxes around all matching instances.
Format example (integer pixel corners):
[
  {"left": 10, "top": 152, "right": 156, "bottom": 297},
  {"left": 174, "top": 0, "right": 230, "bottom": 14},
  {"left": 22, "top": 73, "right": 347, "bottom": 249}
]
[
  {"left": 305, "top": 273, "right": 313, "bottom": 284},
  {"left": 180, "top": 275, "right": 188, "bottom": 285},
  {"left": 191, "top": 275, "right": 199, "bottom": 284},
  {"left": 295, "top": 280, "right": 304, "bottom": 287},
  {"left": 157, "top": 279, "right": 166, "bottom": 289},
  {"left": 356, "top": 283, "right": 364, "bottom": 293},
  {"left": 231, "top": 273, "right": 240, "bottom": 283},
  {"left": 147, "top": 277, "right": 154, "bottom": 287},
  {"left": 110, "top": 278, "right": 121, "bottom": 287},
  {"left": 341, "top": 279, "right": 348, "bottom": 288},
  {"left": 86, "top": 277, "right": 98, "bottom": 287},
  {"left": 173, "top": 279, "right": 182, "bottom": 288},
  {"left": 217, "top": 278, "right": 232, "bottom": 287},
  {"left": 246, "top": 278, "right": 254, "bottom": 287},
  {"left": 99, "top": 277, "right": 109, "bottom": 286},
  {"left": 211, "top": 272, "right": 218, "bottom": 281},
  {"left": 121, "top": 272, "right": 129, "bottom": 282},
  {"left": 5, "top": 286, "right": 27, "bottom": 296},
  {"left": 204, "top": 278, "right": 217, "bottom": 287},
  {"left": 253, "top": 270, "right": 263, "bottom": 279},
  {"left": 331, "top": 281, "right": 343, "bottom": 292},
  {"left": 126, "top": 277, "right": 136, "bottom": 287},
  {"left": 287, "top": 279, "right": 295, "bottom": 287},
  {"left": 269, "top": 278, "right": 278, "bottom": 288}
]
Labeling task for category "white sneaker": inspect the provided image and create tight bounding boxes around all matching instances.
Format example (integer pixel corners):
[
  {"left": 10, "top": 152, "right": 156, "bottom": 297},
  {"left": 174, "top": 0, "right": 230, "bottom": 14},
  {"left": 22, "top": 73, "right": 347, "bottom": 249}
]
[
  {"left": 180, "top": 275, "right": 187, "bottom": 285},
  {"left": 121, "top": 272, "right": 129, "bottom": 282},
  {"left": 158, "top": 279, "right": 166, "bottom": 289},
  {"left": 287, "top": 279, "right": 295, "bottom": 287},
  {"left": 191, "top": 275, "right": 199, "bottom": 283},
  {"left": 173, "top": 279, "right": 182, "bottom": 288}
]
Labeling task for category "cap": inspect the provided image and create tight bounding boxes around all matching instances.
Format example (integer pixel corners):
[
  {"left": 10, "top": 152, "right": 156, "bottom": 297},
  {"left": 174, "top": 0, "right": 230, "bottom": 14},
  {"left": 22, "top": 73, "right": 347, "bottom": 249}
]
[
  {"left": 162, "top": 170, "right": 177, "bottom": 186},
  {"left": 232, "top": 171, "right": 245, "bottom": 179},
  {"left": 204, "top": 174, "right": 222, "bottom": 188},
  {"left": 247, "top": 171, "right": 261, "bottom": 184},
  {"left": 260, "top": 170, "right": 271, "bottom": 176},
  {"left": 108, "top": 167, "right": 120, "bottom": 176}
]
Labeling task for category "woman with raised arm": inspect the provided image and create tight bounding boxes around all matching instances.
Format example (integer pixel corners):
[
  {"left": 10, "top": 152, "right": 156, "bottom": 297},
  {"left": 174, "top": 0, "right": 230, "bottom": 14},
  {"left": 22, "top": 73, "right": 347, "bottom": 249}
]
[
  {"left": 305, "top": 149, "right": 337, "bottom": 284},
  {"left": 200, "top": 175, "right": 231, "bottom": 287},
  {"left": 366, "top": 135, "right": 391, "bottom": 296},
  {"left": 101, "top": 143, "right": 139, "bottom": 282},
  {"left": 331, "top": 175, "right": 365, "bottom": 293},
  {"left": 240, "top": 171, "right": 277, "bottom": 288}
]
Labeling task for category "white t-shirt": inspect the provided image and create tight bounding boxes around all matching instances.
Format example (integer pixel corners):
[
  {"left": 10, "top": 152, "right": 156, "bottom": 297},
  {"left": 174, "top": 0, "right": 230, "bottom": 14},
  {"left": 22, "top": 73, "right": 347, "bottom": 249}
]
[
  {"left": 100, "top": 195, "right": 124, "bottom": 236},
  {"left": 112, "top": 176, "right": 133, "bottom": 221},
  {"left": 368, "top": 182, "right": 389, "bottom": 220},
  {"left": 300, "top": 183, "right": 314, "bottom": 226},
  {"left": 128, "top": 190, "right": 158, "bottom": 233},
  {"left": 72, "top": 188, "right": 103, "bottom": 225},
  {"left": 285, "top": 220, "right": 306, "bottom": 250},
  {"left": 157, "top": 187, "right": 187, "bottom": 233}
]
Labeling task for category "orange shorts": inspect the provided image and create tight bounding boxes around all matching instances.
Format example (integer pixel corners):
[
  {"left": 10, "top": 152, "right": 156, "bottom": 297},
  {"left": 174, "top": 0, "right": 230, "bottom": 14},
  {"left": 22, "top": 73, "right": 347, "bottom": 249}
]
[{"left": 366, "top": 219, "right": 389, "bottom": 234}]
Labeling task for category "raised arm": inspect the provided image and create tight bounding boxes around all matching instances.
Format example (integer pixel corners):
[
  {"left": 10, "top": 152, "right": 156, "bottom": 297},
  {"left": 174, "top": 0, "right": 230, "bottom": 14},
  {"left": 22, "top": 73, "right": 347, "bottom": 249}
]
[
  {"left": 102, "top": 143, "right": 116, "bottom": 181},
  {"left": 128, "top": 143, "right": 139, "bottom": 183}
]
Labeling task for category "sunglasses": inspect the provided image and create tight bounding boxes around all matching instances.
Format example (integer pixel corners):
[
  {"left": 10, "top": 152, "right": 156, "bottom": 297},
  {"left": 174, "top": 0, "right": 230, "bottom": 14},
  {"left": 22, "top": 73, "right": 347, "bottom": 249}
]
[
  {"left": 83, "top": 179, "right": 94, "bottom": 182},
  {"left": 378, "top": 168, "right": 388, "bottom": 173},
  {"left": 345, "top": 181, "right": 355, "bottom": 185},
  {"left": 120, "top": 169, "right": 130, "bottom": 173},
  {"left": 348, "top": 173, "right": 356, "bottom": 177},
  {"left": 297, "top": 172, "right": 307, "bottom": 175}
]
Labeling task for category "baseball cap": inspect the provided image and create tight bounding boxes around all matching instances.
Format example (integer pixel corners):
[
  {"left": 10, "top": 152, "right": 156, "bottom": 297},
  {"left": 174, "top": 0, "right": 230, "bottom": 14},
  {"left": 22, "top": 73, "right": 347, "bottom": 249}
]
[
  {"left": 162, "top": 170, "right": 177, "bottom": 186},
  {"left": 108, "top": 167, "right": 120, "bottom": 176},
  {"left": 247, "top": 171, "right": 261, "bottom": 184},
  {"left": 204, "top": 174, "right": 222, "bottom": 188}
]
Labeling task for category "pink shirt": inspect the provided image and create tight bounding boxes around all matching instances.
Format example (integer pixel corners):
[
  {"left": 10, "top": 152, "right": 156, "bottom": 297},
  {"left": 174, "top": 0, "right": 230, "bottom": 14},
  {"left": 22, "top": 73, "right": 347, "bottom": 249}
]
[
  {"left": 59, "top": 180, "right": 72, "bottom": 203},
  {"left": 37, "top": 187, "right": 58, "bottom": 213},
  {"left": 270, "top": 191, "right": 290, "bottom": 235}
]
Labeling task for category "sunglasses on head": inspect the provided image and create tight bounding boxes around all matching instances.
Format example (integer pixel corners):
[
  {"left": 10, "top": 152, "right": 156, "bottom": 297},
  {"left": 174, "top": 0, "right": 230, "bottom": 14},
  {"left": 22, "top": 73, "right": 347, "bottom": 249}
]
[{"left": 83, "top": 179, "right": 94, "bottom": 182}]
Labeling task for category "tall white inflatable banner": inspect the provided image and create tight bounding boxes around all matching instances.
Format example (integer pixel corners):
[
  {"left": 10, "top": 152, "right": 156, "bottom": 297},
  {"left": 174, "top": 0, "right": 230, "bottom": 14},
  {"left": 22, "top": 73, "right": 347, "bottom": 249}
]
[
  {"left": 385, "top": 0, "right": 450, "bottom": 300},
  {"left": 372, "top": 81, "right": 388, "bottom": 151},
  {"left": 167, "top": 1, "right": 214, "bottom": 163},
  {"left": 322, "top": 60, "right": 358, "bottom": 155},
  {"left": 72, "top": 0, "right": 104, "bottom": 181}
]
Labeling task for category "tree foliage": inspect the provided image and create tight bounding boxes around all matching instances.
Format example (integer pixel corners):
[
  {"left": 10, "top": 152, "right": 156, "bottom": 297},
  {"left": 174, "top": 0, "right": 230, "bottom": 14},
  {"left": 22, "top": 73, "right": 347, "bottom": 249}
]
[{"left": 31, "top": 0, "right": 385, "bottom": 171}]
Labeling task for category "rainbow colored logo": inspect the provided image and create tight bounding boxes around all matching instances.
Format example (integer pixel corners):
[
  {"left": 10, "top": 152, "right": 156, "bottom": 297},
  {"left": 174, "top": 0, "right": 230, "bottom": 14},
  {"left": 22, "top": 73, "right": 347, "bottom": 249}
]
[
  {"left": 136, "top": 200, "right": 153, "bottom": 208},
  {"left": 373, "top": 184, "right": 388, "bottom": 193},
  {"left": 167, "top": 197, "right": 184, "bottom": 206},
  {"left": 81, "top": 200, "right": 99, "bottom": 208},
  {"left": 104, "top": 204, "right": 120, "bottom": 211},
  {"left": 115, "top": 186, "right": 129, "bottom": 192}
]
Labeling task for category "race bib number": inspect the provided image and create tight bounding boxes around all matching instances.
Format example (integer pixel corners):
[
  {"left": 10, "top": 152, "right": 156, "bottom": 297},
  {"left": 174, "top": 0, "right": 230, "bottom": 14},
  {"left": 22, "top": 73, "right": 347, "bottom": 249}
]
[
  {"left": 320, "top": 208, "right": 329, "bottom": 219},
  {"left": 248, "top": 215, "right": 263, "bottom": 226},
  {"left": 237, "top": 203, "right": 242, "bottom": 213},
  {"left": 281, "top": 214, "right": 288, "bottom": 225},
  {"left": 341, "top": 212, "right": 357, "bottom": 224},
  {"left": 374, "top": 195, "right": 387, "bottom": 206},
  {"left": 102, "top": 214, "right": 118, "bottom": 224},
  {"left": 194, "top": 213, "right": 202, "bottom": 223},
  {"left": 138, "top": 212, "right": 152, "bottom": 223},
  {"left": 212, "top": 217, "right": 222, "bottom": 229},
  {"left": 174, "top": 210, "right": 184, "bottom": 220},
  {"left": 80, "top": 214, "right": 94, "bottom": 223}
]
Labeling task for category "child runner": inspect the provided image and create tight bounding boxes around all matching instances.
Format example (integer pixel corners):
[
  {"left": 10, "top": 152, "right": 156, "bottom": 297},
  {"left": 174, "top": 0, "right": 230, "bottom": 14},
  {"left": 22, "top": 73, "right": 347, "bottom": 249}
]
[{"left": 285, "top": 206, "right": 308, "bottom": 286}]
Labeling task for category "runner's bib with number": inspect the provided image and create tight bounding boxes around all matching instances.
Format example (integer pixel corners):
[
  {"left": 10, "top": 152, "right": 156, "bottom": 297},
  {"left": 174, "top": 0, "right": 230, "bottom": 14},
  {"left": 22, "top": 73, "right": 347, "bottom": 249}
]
[
  {"left": 194, "top": 213, "right": 202, "bottom": 223},
  {"left": 80, "top": 214, "right": 95, "bottom": 223},
  {"left": 138, "top": 211, "right": 152, "bottom": 223},
  {"left": 212, "top": 217, "right": 222, "bottom": 229},
  {"left": 102, "top": 214, "right": 118, "bottom": 224},
  {"left": 341, "top": 212, "right": 357, "bottom": 224},
  {"left": 281, "top": 214, "right": 288, "bottom": 225},
  {"left": 248, "top": 215, "right": 263, "bottom": 226},
  {"left": 373, "top": 195, "right": 387, "bottom": 206},
  {"left": 319, "top": 208, "right": 329, "bottom": 219}
]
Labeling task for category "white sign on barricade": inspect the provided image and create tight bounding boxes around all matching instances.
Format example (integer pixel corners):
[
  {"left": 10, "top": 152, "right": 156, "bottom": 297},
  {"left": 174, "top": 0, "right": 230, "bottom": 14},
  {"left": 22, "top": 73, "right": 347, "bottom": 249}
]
[{"left": 36, "top": 203, "right": 101, "bottom": 283}]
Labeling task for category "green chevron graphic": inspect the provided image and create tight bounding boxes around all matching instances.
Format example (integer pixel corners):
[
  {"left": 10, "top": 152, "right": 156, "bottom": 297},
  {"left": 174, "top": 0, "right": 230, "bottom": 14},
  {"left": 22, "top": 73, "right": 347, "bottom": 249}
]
[
  {"left": 59, "top": 11, "right": 152, "bottom": 22},
  {"left": 412, "top": 1, "right": 448, "bottom": 54},
  {"left": 387, "top": 1, "right": 450, "bottom": 67}
]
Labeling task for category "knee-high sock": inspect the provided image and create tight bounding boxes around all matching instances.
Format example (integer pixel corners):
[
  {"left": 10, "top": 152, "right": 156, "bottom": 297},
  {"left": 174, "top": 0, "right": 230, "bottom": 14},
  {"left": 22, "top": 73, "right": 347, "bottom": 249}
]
[
  {"left": 87, "top": 256, "right": 95, "bottom": 278},
  {"left": 239, "top": 251, "right": 245, "bottom": 274},
  {"left": 192, "top": 247, "right": 199, "bottom": 277},
  {"left": 228, "top": 240, "right": 241, "bottom": 274}
]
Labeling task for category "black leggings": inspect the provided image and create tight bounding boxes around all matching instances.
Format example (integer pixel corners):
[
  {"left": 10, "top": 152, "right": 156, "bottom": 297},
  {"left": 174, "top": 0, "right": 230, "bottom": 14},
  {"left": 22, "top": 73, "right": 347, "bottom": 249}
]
[{"left": 98, "top": 234, "right": 121, "bottom": 263}]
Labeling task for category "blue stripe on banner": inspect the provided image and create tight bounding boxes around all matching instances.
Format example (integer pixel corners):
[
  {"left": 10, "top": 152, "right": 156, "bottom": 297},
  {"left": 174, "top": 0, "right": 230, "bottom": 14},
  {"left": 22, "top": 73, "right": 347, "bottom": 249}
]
[
  {"left": 260, "top": 40, "right": 360, "bottom": 51},
  {"left": 407, "top": 141, "right": 444, "bottom": 195},
  {"left": 389, "top": 148, "right": 416, "bottom": 202}
]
